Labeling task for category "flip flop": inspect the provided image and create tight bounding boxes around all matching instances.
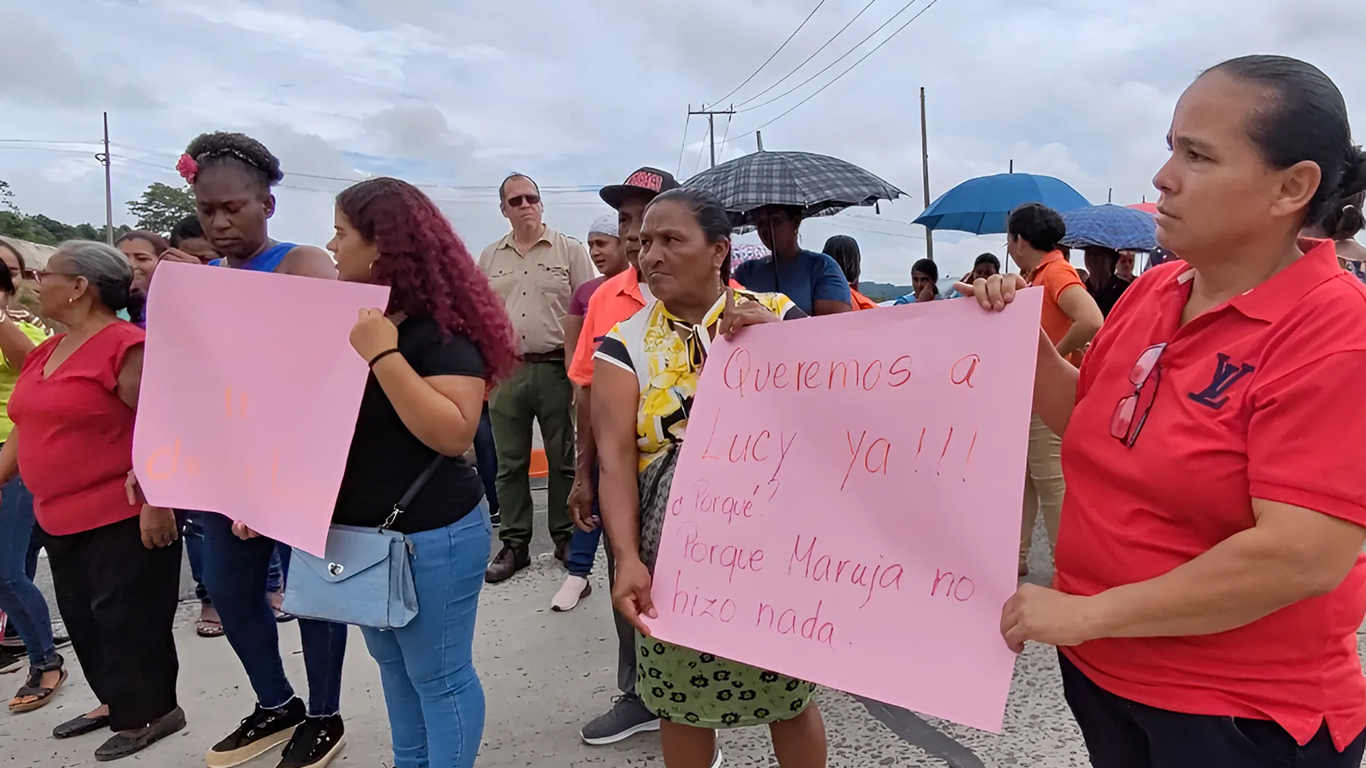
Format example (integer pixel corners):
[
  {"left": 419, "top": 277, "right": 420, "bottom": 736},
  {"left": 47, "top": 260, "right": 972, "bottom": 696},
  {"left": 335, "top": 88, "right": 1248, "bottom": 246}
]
[
  {"left": 196, "top": 619, "right": 225, "bottom": 638},
  {"left": 10, "top": 666, "right": 67, "bottom": 713}
]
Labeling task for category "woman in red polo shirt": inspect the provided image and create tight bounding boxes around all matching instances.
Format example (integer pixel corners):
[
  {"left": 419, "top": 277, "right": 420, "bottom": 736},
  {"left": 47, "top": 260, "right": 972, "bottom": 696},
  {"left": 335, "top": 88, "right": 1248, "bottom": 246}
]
[
  {"left": 5, "top": 241, "right": 183, "bottom": 762},
  {"left": 965, "top": 56, "right": 1366, "bottom": 767}
]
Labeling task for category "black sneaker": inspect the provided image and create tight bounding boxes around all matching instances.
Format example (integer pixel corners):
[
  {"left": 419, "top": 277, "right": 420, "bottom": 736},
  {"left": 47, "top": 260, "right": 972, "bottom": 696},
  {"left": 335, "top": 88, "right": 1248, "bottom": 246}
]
[
  {"left": 276, "top": 714, "right": 345, "bottom": 768},
  {"left": 580, "top": 693, "right": 660, "bottom": 745},
  {"left": 489, "top": 508, "right": 501, "bottom": 526},
  {"left": 206, "top": 698, "right": 305, "bottom": 768}
]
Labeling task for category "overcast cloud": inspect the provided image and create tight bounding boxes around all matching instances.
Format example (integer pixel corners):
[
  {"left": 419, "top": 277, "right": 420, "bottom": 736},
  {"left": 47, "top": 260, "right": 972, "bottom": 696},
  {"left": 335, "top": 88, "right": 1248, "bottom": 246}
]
[{"left": 2, "top": 0, "right": 1363, "bottom": 283}]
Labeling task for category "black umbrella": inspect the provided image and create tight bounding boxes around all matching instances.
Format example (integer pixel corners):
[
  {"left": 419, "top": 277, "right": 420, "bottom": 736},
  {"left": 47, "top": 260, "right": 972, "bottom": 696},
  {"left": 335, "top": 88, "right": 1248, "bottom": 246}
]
[{"left": 683, "top": 151, "right": 904, "bottom": 225}]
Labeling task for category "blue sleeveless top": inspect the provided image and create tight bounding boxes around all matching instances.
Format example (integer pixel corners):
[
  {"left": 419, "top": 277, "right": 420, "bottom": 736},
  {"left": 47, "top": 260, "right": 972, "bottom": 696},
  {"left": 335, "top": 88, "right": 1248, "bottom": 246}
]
[{"left": 210, "top": 242, "right": 296, "bottom": 273}]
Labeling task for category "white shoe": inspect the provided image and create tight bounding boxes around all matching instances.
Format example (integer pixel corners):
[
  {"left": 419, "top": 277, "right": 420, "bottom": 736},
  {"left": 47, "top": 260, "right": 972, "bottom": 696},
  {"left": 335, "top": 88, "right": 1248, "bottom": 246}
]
[
  {"left": 711, "top": 746, "right": 724, "bottom": 767},
  {"left": 551, "top": 575, "right": 592, "bottom": 612}
]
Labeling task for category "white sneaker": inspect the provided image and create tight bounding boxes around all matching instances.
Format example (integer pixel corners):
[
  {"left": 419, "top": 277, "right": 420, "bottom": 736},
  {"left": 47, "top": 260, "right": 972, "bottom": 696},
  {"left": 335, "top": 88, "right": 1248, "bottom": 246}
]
[
  {"left": 711, "top": 746, "right": 724, "bottom": 767},
  {"left": 551, "top": 575, "right": 592, "bottom": 612}
]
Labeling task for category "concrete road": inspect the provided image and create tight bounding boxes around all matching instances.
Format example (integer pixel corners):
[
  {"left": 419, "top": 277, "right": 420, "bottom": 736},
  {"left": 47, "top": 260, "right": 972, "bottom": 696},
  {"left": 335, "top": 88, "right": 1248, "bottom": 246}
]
[{"left": 5, "top": 496, "right": 1354, "bottom": 767}]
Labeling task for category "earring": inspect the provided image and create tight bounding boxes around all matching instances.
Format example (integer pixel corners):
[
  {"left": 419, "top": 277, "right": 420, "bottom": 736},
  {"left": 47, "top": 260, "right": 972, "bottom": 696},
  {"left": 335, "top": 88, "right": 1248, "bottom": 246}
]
[{"left": 67, "top": 297, "right": 74, "bottom": 304}]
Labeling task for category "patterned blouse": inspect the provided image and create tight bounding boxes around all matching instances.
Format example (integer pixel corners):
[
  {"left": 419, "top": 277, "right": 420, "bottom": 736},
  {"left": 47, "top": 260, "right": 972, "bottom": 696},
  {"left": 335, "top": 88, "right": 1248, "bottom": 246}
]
[{"left": 594, "top": 289, "right": 803, "bottom": 470}]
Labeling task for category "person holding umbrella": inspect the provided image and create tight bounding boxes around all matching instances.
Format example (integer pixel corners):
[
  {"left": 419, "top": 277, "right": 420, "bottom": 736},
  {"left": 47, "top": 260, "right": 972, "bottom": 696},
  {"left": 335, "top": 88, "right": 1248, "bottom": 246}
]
[{"left": 734, "top": 205, "right": 851, "bottom": 316}]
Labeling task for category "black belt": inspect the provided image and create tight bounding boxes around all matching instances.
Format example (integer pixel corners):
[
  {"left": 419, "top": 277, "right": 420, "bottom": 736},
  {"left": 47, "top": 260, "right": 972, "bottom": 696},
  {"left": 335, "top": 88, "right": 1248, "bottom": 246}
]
[{"left": 523, "top": 350, "right": 565, "bottom": 364}]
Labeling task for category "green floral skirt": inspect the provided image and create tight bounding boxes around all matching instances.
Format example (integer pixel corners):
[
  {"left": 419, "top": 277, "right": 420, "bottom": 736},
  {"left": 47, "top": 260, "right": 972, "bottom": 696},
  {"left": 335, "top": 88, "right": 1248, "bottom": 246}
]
[{"left": 637, "top": 635, "right": 817, "bottom": 728}]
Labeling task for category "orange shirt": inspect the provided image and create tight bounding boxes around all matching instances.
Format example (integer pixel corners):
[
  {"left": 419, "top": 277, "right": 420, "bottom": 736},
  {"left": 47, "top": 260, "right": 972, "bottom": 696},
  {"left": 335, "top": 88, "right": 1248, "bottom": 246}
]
[
  {"left": 569, "top": 272, "right": 747, "bottom": 387},
  {"left": 1030, "top": 250, "right": 1086, "bottom": 367},
  {"left": 850, "top": 288, "right": 879, "bottom": 310},
  {"left": 1057, "top": 239, "right": 1366, "bottom": 749}
]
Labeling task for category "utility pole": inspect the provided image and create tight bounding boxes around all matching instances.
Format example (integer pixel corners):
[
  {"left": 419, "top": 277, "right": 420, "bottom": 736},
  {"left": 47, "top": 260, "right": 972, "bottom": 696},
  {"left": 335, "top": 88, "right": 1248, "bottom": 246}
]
[
  {"left": 98, "top": 112, "right": 113, "bottom": 244},
  {"left": 688, "top": 104, "right": 736, "bottom": 168},
  {"left": 919, "top": 87, "right": 934, "bottom": 261},
  {"left": 756, "top": 131, "right": 764, "bottom": 152}
]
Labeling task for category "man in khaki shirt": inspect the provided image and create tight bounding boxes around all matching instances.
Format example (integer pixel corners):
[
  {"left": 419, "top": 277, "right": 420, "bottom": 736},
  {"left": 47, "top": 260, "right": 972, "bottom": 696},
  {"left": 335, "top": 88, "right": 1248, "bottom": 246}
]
[{"left": 480, "top": 173, "right": 596, "bottom": 583}]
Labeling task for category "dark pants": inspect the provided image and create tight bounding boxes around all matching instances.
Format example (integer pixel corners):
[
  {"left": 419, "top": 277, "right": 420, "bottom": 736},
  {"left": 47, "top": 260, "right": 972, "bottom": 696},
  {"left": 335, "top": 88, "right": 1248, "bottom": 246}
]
[
  {"left": 44, "top": 516, "right": 181, "bottom": 731},
  {"left": 603, "top": 534, "right": 636, "bottom": 697},
  {"left": 489, "top": 358, "right": 575, "bottom": 550},
  {"left": 182, "top": 512, "right": 288, "bottom": 606},
  {"left": 474, "top": 403, "right": 499, "bottom": 517},
  {"left": 200, "top": 512, "right": 346, "bottom": 716},
  {"left": 1060, "top": 652, "right": 1366, "bottom": 768}
]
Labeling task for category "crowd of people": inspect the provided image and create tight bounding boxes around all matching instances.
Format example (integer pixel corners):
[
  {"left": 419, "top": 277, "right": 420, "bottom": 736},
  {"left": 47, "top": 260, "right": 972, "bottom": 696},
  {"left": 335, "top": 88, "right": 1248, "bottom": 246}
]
[{"left": 0, "top": 52, "right": 1365, "bottom": 768}]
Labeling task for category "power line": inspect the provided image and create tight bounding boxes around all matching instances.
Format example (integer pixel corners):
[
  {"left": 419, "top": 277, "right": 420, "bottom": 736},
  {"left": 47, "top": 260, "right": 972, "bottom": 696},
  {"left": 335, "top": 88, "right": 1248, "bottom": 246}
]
[
  {"left": 0, "top": 138, "right": 99, "bottom": 146},
  {"left": 718, "top": 114, "right": 734, "bottom": 159},
  {"left": 737, "top": 0, "right": 924, "bottom": 114},
  {"left": 109, "top": 143, "right": 607, "bottom": 194},
  {"left": 674, "top": 113, "right": 692, "bottom": 177},
  {"left": 731, "top": 0, "right": 881, "bottom": 110},
  {"left": 720, "top": 0, "right": 945, "bottom": 149},
  {"left": 693, "top": 121, "right": 711, "bottom": 177},
  {"left": 710, "top": 0, "right": 828, "bottom": 105}
]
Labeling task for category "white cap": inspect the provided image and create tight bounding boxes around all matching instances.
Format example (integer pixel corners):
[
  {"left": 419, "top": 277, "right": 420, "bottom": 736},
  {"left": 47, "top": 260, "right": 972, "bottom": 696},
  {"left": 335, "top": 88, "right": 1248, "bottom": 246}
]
[{"left": 588, "top": 214, "right": 619, "bottom": 239}]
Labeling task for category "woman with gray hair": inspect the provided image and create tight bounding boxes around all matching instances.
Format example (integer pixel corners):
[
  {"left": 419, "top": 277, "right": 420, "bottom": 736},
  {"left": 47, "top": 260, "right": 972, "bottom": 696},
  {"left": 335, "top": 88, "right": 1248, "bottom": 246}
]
[{"left": 5, "top": 240, "right": 184, "bottom": 761}]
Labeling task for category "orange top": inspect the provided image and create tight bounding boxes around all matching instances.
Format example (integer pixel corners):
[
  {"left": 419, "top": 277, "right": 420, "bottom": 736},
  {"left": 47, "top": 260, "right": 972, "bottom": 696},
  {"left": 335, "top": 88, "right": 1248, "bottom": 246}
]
[
  {"left": 569, "top": 272, "right": 746, "bottom": 387},
  {"left": 1030, "top": 250, "right": 1087, "bottom": 367},
  {"left": 850, "top": 288, "right": 879, "bottom": 310},
  {"left": 1058, "top": 239, "right": 1366, "bottom": 750},
  {"left": 569, "top": 269, "right": 648, "bottom": 387}
]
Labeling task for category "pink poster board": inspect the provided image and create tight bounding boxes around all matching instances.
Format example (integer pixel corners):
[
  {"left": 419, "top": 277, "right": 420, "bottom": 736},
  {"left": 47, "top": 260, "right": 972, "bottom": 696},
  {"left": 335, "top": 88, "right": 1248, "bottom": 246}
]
[
  {"left": 132, "top": 261, "right": 390, "bottom": 556},
  {"left": 645, "top": 289, "right": 1043, "bottom": 732}
]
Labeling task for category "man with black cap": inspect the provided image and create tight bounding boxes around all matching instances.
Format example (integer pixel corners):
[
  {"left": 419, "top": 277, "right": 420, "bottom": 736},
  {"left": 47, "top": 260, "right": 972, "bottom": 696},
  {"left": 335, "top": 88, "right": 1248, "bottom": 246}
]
[{"left": 567, "top": 167, "right": 680, "bottom": 746}]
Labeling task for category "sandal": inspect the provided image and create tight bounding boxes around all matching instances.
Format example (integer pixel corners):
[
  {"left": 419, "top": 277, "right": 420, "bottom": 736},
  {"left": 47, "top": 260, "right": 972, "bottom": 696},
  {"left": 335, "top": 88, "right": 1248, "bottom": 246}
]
[
  {"left": 196, "top": 618, "right": 225, "bottom": 638},
  {"left": 9, "top": 656, "right": 67, "bottom": 713}
]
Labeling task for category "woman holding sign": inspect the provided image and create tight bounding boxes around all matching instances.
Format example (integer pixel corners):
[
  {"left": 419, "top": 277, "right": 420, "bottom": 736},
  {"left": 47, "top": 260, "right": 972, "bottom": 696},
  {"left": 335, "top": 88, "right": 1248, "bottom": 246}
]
[
  {"left": 175, "top": 131, "right": 349, "bottom": 768},
  {"left": 968, "top": 57, "right": 1366, "bottom": 767},
  {"left": 593, "top": 188, "right": 827, "bottom": 768},
  {"left": 325, "top": 177, "right": 517, "bottom": 768}
]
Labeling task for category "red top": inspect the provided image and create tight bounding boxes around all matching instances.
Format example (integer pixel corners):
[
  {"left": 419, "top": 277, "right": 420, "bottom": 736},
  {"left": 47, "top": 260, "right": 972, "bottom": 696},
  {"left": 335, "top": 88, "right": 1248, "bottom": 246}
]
[
  {"left": 9, "top": 322, "right": 144, "bottom": 535},
  {"left": 1056, "top": 239, "right": 1366, "bottom": 750}
]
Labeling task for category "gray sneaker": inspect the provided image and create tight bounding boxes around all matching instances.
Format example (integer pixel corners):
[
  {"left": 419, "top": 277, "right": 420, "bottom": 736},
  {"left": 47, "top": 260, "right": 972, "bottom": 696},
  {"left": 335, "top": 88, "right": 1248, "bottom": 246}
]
[{"left": 580, "top": 694, "right": 660, "bottom": 745}]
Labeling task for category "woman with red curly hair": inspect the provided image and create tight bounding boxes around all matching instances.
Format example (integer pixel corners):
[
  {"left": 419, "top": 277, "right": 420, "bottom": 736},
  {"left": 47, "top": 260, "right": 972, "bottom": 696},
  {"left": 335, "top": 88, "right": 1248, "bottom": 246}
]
[{"left": 328, "top": 177, "right": 517, "bottom": 768}]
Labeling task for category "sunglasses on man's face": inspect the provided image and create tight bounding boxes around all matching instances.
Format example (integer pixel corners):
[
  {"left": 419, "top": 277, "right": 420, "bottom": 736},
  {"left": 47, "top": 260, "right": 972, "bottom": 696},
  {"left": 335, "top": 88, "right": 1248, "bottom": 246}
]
[{"left": 506, "top": 194, "right": 540, "bottom": 209}]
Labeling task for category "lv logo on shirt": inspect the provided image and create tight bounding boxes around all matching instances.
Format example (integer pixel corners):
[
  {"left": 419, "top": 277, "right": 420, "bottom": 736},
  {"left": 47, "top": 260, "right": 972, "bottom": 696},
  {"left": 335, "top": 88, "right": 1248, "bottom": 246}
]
[{"left": 1186, "top": 353, "right": 1255, "bottom": 410}]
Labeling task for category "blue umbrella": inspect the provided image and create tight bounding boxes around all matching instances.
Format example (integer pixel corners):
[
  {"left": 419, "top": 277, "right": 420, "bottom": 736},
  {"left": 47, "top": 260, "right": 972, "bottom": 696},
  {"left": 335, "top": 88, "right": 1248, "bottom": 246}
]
[
  {"left": 1060, "top": 204, "right": 1159, "bottom": 251},
  {"left": 913, "top": 173, "right": 1090, "bottom": 234}
]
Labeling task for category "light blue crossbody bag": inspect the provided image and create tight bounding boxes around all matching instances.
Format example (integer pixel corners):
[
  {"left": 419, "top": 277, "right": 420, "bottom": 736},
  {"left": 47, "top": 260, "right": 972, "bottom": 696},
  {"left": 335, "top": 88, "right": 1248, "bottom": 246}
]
[{"left": 282, "top": 457, "right": 443, "bottom": 629}]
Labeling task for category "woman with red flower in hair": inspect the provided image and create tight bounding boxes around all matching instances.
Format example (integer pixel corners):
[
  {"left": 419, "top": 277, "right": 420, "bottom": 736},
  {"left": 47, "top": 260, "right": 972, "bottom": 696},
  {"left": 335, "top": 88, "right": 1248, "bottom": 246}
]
[{"left": 327, "top": 177, "right": 517, "bottom": 768}]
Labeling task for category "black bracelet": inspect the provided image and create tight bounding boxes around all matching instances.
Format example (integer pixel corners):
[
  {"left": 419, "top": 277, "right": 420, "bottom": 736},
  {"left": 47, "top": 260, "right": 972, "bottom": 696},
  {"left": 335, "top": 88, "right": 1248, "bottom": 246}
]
[{"left": 368, "top": 348, "right": 402, "bottom": 368}]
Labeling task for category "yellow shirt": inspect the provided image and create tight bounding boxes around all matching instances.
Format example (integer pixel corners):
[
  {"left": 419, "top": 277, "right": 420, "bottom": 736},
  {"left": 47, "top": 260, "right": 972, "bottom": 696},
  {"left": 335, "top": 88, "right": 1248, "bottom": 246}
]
[{"left": 0, "top": 321, "right": 52, "bottom": 441}]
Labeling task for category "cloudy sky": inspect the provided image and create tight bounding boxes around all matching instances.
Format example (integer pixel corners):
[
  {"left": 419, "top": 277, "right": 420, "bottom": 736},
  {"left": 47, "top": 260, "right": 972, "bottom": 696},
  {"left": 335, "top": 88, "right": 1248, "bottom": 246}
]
[{"left": 2, "top": 0, "right": 1363, "bottom": 284}]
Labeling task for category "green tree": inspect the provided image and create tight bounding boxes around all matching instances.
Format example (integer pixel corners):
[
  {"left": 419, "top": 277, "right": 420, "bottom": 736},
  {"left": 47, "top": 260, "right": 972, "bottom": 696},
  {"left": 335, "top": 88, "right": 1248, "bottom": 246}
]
[
  {"left": 126, "top": 182, "right": 195, "bottom": 235},
  {"left": 0, "top": 178, "right": 131, "bottom": 245},
  {"left": 0, "top": 180, "right": 18, "bottom": 214}
]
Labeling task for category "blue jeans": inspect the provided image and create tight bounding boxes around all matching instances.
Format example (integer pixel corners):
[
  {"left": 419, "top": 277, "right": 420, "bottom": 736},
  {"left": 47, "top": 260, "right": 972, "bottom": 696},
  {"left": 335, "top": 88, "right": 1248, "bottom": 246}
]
[
  {"left": 474, "top": 404, "right": 499, "bottom": 517},
  {"left": 362, "top": 505, "right": 491, "bottom": 768},
  {"left": 0, "top": 474, "right": 57, "bottom": 666},
  {"left": 200, "top": 512, "right": 346, "bottom": 715},
  {"left": 183, "top": 512, "right": 288, "bottom": 606},
  {"left": 564, "top": 466, "right": 600, "bottom": 577}
]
